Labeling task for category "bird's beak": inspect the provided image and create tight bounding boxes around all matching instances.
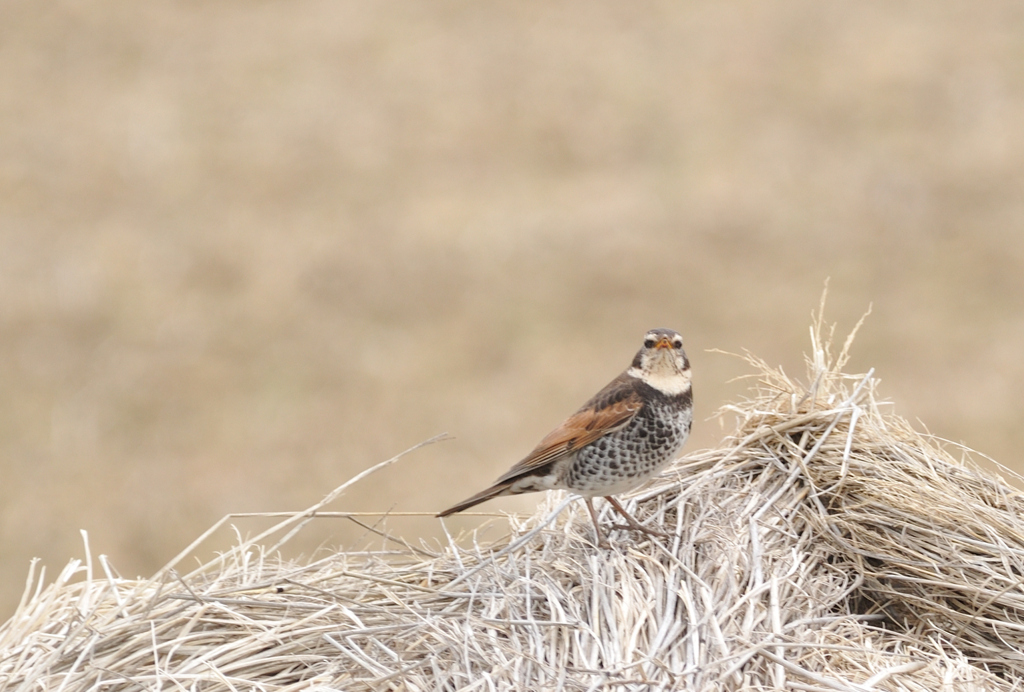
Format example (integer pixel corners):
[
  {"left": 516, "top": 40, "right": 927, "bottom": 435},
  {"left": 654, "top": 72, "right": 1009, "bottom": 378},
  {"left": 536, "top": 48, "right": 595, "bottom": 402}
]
[{"left": 655, "top": 337, "right": 673, "bottom": 350}]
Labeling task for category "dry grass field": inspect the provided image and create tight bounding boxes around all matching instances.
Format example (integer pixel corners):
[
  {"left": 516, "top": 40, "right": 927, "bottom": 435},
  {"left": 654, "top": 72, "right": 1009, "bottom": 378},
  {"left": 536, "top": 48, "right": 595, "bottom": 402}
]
[
  {"left": 1, "top": 0, "right": 1023, "bottom": 619},
  {"left": 8, "top": 333, "right": 1024, "bottom": 690}
]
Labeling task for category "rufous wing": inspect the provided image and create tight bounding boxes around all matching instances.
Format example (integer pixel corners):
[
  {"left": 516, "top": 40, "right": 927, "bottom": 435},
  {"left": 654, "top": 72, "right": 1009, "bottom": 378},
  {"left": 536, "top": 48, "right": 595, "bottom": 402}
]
[
  {"left": 436, "top": 373, "right": 643, "bottom": 518},
  {"left": 494, "top": 373, "right": 643, "bottom": 484}
]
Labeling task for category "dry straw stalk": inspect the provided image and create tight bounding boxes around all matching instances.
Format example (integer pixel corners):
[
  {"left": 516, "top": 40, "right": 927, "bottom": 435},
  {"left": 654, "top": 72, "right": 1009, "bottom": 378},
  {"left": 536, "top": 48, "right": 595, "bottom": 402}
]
[{"left": 3, "top": 309, "right": 1024, "bottom": 691}]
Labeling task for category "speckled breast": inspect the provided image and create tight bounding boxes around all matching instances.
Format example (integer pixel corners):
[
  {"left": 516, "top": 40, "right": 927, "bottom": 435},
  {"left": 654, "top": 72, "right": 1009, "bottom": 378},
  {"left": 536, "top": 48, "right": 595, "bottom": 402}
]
[{"left": 563, "top": 397, "right": 693, "bottom": 496}]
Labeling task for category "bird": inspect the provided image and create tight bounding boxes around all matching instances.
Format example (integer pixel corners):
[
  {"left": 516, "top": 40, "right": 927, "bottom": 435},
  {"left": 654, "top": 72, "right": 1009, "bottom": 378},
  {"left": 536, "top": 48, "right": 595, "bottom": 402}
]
[{"left": 437, "top": 328, "right": 693, "bottom": 548}]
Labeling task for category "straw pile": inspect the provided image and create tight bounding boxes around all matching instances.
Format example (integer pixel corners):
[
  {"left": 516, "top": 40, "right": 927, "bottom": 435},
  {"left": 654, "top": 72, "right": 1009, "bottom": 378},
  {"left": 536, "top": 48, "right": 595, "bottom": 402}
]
[{"left": 4, "top": 313, "right": 1024, "bottom": 691}]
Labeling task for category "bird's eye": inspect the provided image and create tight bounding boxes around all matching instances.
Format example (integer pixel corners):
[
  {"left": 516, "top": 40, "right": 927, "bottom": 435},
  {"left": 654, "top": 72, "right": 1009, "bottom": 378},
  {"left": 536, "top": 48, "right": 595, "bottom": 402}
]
[
  {"left": 673, "top": 339, "right": 683, "bottom": 349},
  {"left": 644, "top": 338, "right": 656, "bottom": 349}
]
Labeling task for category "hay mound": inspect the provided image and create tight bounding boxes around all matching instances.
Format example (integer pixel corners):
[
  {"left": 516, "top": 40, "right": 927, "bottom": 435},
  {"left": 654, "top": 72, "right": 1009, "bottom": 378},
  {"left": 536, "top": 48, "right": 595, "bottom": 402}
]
[{"left": 4, "top": 317, "right": 1024, "bottom": 691}]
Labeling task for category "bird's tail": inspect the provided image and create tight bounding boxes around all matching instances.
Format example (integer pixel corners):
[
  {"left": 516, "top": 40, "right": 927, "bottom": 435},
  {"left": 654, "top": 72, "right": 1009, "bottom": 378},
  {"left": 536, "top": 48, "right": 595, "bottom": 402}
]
[{"left": 436, "top": 482, "right": 513, "bottom": 518}]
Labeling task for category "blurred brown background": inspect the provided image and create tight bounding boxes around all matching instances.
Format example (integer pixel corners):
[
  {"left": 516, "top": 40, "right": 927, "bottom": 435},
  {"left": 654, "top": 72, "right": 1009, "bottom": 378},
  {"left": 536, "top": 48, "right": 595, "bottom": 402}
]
[{"left": 2, "top": 1, "right": 1023, "bottom": 617}]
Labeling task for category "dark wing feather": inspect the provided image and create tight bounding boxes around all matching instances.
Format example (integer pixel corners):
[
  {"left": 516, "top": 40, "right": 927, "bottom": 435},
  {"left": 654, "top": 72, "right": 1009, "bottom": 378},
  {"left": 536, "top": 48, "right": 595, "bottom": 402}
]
[{"left": 494, "top": 372, "right": 642, "bottom": 484}]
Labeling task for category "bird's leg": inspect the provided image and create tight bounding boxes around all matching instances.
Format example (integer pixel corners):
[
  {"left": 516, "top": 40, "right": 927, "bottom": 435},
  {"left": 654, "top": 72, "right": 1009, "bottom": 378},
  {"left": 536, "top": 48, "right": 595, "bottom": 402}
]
[
  {"left": 605, "top": 496, "right": 672, "bottom": 539},
  {"left": 584, "top": 497, "right": 611, "bottom": 549}
]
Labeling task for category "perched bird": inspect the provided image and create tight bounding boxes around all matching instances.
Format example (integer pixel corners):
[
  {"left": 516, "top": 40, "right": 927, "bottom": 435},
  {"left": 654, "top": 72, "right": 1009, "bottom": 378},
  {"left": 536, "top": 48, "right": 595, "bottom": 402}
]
[{"left": 437, "top": 328, "right": 693, "bottom": 548}]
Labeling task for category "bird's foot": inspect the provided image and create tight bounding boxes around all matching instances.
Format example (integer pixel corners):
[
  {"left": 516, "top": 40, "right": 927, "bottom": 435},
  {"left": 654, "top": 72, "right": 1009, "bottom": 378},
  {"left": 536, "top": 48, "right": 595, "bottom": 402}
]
[
  {"left": 609, "top": 522, "right": 672, "bottom": 539},
  {"left": 604, "top": 496, "right": 672, "bottom": 540}
]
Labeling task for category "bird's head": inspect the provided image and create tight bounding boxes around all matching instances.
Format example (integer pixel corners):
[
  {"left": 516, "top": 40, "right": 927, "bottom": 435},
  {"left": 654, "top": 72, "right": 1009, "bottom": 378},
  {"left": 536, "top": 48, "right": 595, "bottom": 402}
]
[{"left": 628, "top": 328, "right": 691, "bottom": 395}]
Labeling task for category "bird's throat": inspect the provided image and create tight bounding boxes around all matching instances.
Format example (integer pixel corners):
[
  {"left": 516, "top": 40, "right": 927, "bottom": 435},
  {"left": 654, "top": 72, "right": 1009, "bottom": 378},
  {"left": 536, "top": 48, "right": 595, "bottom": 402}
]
[{"left": 626, "top": 365, "right": 692, "bottom": 396}]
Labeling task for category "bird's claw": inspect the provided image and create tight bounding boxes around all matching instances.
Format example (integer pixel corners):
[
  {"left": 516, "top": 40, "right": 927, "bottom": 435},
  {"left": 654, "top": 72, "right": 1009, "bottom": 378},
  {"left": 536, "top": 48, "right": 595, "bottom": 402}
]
[{"left": 609, "top": 523, "right": 672, "bottom": 539}]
